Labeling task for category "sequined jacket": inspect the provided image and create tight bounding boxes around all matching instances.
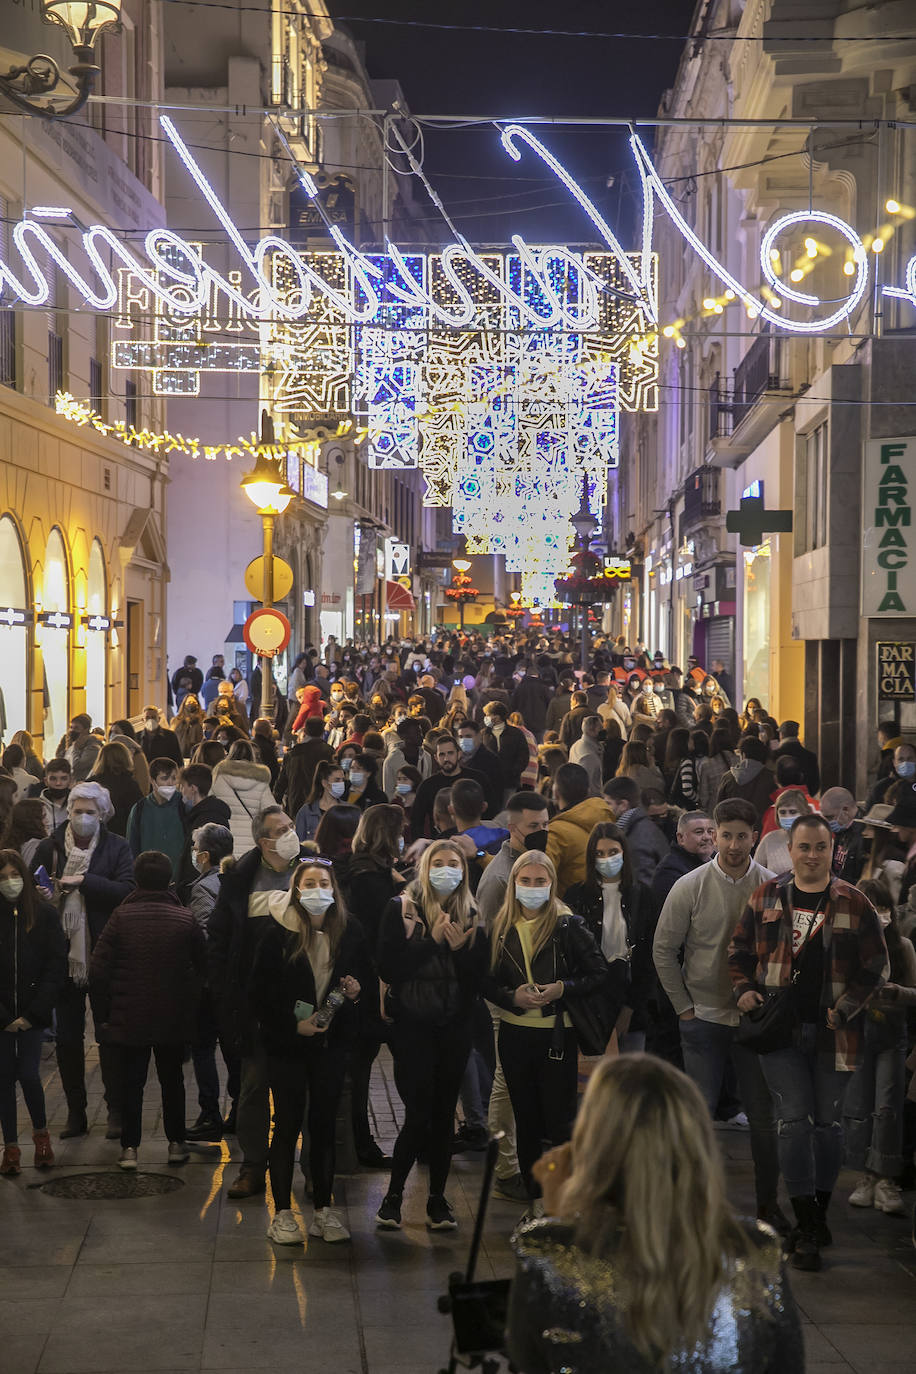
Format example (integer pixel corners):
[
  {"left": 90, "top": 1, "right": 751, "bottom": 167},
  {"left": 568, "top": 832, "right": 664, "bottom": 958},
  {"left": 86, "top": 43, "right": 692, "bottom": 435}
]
[{"left": 508, "top": 1217, "right": 803, "bottom": 1374}]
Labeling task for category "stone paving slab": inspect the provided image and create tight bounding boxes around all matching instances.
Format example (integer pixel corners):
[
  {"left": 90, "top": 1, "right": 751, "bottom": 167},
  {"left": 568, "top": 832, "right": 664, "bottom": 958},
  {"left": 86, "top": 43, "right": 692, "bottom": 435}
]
[{"left": 0, "top": 1040, "right": 912, "bottom": 1372}]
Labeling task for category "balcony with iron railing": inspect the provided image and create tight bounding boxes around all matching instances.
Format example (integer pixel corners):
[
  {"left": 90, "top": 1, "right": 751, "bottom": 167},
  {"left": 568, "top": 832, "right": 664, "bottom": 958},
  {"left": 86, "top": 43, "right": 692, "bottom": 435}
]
[
  {"left": 682, "top": 464, "right": 722, "bottom": 532},
  {"left": 706, "top": 332, "right": 794, "bottom": 467}
]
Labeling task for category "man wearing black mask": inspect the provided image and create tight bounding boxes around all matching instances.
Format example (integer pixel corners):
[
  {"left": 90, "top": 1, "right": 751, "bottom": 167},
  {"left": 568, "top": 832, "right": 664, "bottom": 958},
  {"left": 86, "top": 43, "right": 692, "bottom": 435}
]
[
  {"left": 36, "top": 758, "right": 72, "bottom": 830},
  {"left": 476, "top": 791, "right": 549, "bottom": 926}
]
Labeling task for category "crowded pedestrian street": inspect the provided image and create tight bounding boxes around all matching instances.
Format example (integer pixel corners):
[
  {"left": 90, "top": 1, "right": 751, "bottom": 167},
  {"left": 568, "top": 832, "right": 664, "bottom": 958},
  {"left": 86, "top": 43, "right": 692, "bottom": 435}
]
[{"left": 4, "top": 0, "right": 916, "bottom": 1371}]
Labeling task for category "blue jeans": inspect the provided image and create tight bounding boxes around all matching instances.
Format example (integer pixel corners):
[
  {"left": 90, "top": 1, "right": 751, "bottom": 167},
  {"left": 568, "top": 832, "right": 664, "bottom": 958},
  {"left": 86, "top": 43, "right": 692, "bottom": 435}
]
[
  {"left": 679, "top": 1016, "right": 779, "bottom": 1207},
  {"left": 0, "top": 1028, "right": 47, "bottom": 1143},
  {"left": 759, "top": 1022, "right": 849, "bottom": 1197},
  {"left": 842, "top": 1015, "right": 907, "bottom": 1178}
]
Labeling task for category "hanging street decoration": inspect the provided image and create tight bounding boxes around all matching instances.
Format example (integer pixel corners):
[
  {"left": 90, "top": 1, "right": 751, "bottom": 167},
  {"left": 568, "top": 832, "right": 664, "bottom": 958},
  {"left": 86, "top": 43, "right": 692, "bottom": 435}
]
[{"left": 15, "top": 114, "right": 916, "bottom": 585}]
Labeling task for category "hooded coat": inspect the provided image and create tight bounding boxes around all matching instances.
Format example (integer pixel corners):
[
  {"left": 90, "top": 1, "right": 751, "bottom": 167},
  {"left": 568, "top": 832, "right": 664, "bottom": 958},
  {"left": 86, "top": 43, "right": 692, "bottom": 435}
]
[
  {"left": 210, "top": 758, "right": 275, "bottom": 859},
  {"left": 291, "top": 684, "right": 327, "bottom": 733}
]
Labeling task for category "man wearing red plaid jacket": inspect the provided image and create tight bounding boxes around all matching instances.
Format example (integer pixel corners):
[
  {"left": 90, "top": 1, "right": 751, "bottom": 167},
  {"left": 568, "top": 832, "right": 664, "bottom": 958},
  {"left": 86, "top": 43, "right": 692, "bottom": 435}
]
[{"left": 728, "top": 813, "right": 889, "bottom": 1274}]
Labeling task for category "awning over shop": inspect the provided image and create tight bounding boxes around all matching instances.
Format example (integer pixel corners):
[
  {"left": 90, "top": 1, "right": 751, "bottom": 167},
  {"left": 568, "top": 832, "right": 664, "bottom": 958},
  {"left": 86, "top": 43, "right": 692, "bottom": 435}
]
[{"left": 385, "top": 579, "right": 416, "bottom": 611}]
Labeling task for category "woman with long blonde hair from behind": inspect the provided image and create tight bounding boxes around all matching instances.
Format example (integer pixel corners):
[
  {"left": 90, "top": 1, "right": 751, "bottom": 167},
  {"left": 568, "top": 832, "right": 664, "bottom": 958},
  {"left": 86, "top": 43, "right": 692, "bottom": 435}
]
[
  {"left": 508, "top": 1054, "right": 802, "bottom": 1373},
  {"left": 485, "top": 850, "right": 608, "bottom": 1201}
]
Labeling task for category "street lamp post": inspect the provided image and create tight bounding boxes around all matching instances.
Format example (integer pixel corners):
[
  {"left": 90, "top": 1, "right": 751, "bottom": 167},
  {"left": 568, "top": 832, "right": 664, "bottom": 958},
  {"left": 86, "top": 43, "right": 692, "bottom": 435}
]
[
  {"left": 448, "top": 557, "right": 477, "bottom": 632},
  {"left": 241, "top": 412, "right": 294, "bottom": 720},
  {"left": 569, "top": 477, "right": 599, "bottom": 672}
]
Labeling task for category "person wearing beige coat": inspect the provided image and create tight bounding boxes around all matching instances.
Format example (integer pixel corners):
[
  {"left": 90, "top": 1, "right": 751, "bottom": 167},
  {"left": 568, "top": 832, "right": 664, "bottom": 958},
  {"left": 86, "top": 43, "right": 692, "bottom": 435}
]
[{"left": 210, "top": 745, "right": 275, "bottom": 859}]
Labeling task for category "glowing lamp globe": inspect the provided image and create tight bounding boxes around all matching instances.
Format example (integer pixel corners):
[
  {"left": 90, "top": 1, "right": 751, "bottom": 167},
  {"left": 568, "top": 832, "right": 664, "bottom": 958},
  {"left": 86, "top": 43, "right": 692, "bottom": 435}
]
[
  {"left": 241, "top": 454, "right": 294, "bottom": 515},
  {"left": 43, "top": 0, "right": 123, "bottom": 50}
]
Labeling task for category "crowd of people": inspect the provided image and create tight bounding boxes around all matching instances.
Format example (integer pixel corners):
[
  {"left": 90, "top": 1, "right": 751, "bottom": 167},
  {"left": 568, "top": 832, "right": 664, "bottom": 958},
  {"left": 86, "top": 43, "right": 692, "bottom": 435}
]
[{"left": 0, "top": 629, "right": 913, "bottom": 1366}]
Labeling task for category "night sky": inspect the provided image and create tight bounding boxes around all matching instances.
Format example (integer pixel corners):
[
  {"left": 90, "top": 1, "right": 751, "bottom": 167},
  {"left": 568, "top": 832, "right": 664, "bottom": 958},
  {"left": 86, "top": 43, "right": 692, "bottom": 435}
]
[{"left": 323, "top": 0, "right": 698, "bottom": 246}]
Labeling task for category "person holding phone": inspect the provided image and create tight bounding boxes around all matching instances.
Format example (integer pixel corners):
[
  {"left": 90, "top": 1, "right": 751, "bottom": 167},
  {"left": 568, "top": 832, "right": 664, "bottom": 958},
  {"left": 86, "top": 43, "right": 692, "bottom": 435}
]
[
  {"left": 375, "top": 841, "right": 488, "bottom": 1231},
  {"left": 485, "top": 850, "right": 608, "bottom": 1201},
  {"left": 248, "top": 859, "right": 372, "bottom": 1246}
]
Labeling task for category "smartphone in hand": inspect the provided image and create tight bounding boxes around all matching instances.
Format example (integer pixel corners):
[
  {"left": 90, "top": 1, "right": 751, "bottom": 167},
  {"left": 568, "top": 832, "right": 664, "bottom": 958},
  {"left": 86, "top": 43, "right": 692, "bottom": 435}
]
[{"left": 294, "top": 1000, "right": 314, "bottom": 1022}]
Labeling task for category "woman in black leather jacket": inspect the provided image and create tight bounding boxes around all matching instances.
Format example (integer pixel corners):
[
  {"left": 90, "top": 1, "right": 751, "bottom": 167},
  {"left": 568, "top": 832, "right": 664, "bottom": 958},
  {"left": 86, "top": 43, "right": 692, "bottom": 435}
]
[
  {"left": 248, "top": 858, "right": 373, "bottom": 1247},
  {"left": 564, "top": 822, "right": 658, "bottom": 1054},
  {"left": 509, "top": 1055, "right": 802, "bottom": 1374},
  {"left": 485, "top": 850, "right": 608, "bottom": 1199}
]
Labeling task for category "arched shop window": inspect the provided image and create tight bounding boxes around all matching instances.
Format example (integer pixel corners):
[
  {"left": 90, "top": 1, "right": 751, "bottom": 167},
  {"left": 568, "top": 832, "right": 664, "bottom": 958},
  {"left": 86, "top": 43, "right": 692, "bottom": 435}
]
[
  {"left": 86, "top": 540, "right": 107, "bottom": 729},
  {"left": 42, "top": 528, "right": 70, "bottom": 746},
  {"left": 0, "top": 515, "right": 29, "bottom": 738}
]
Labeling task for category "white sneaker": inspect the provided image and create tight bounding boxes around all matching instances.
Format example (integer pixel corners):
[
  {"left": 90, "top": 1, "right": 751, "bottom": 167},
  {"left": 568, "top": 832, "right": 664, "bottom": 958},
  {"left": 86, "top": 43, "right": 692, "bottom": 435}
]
[
  {"left": 719, "top": 1112, "right": 749, "bottom": 1131},
  {"left": 168, "top": 1141, "right": 190, "bottom": 1166},
  {"left": 118, "top": 1147, "right": 137, "bottom": 1171},
  {"left": 874, "top": 1178, "right": 906, "bottom": 1216},
  {"left": 308, "top": 1206, "right": 351, "bottom": 1243},
  {"left": 849, "top": 1174, "right": 876, "bottom": 1207},
  {"left": 267, "top": 1209, "right": 303, "bottom": 1244}
]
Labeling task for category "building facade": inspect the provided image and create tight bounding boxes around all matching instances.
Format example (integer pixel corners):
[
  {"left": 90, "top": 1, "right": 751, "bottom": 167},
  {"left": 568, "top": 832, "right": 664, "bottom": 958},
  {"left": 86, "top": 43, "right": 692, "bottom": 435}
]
[
  {"left": 612, "top": 0, "right": 916, "bottom": 792},
  {"left": 0, "top": 1, "right": 170, "bottom": 746},
  {"left": 160, "top": 2, "right": 440, "bottom": 684}
]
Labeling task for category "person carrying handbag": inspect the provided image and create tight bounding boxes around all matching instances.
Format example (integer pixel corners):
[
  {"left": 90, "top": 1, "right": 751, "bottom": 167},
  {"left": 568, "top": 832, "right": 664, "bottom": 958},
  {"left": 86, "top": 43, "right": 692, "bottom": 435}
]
[
  {"left": 375, "top": 840, "right": 488, "bottom": 1232},
  {"left": 485, "top": 850, "right": 609, "bottom": 1202},
  {"left": 728, "top": 813, "right": 889, "bottom": 1273}
]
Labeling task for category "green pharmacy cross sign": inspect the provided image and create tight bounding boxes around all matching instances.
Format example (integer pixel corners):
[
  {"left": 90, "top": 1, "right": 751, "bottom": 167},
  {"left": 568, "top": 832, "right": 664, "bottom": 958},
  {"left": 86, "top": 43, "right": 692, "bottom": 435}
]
[{"left": 725, "top": 496, "right": 793, "bottom": 548}]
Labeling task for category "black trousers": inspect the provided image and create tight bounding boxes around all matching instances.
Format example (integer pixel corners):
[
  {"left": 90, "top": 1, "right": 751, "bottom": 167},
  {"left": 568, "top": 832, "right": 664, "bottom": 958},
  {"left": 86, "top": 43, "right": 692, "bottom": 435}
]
[
  {"left": 348, "top": 1033, "right": 382, "bottom": 1154},
  {"left": 268, "top": 1046, "right": 346, "bottom": 1212},
  {"left": 105, "top": 1042, "right": 186, "bottom": 1149},
  {"left": 389, "top": 1018, "right": 471, "bottom": 1198},
  {"left": 498, "top": 1022, "right": 578, "bottom": 1198},
  {"left": 55, "top": 979, "right": 116, "bottom": 1114}
]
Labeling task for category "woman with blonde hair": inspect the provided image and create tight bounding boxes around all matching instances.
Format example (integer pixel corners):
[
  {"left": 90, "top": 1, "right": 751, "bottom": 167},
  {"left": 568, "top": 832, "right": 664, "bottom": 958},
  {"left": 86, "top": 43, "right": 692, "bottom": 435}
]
[
  {"left": 615, "top": 739, "right": 665, "bottom": 798},
  {"left": 9, "top": 729, "right": 43, "bottom": 782},
  {"left": 508, "top": 1054, "right": 802, "bottom": 1373},
  {"left": 249, "top": 857, "right": 371, "bottom": 1246},
  {"left": 375, "top": 838, "right": 488, "bottom": 1231},
  {"left": 485, "top": 850, "right": 608, "bottom": 1200}
]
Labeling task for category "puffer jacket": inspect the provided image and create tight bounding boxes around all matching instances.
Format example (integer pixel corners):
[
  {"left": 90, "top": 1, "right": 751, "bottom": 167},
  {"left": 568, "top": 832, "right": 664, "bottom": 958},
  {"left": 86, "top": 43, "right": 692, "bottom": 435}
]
[
  {"left": 89, "top": 887, "right": 206, "bottom": 1044},
  {"left": 211, "top": 759, "right": 275, "bottom": 858},
  {"left": 0, "top": 897, "right": 68, "bottom": 1028},
  {"left": 546, "top": 796, "right": 618, "bottom": 892}
]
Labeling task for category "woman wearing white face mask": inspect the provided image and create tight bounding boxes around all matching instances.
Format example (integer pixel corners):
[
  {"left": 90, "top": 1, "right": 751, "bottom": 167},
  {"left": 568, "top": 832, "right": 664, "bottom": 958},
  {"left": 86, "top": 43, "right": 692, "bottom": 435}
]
[
  {"left": 485, "top": 851, "right": 609, "bottom": 1201},
  {"left": 30, "top": 782, "right": 135, "bottom": 1140},
  {"left": 564, "top": 823, "right": 657, "bottom": 1055},
  {"left": 754, "top": 790, "right": 812, "bottom": 875},
  {"left": 249, "top": 859, "right": 371, "bottom": 1246},
  {"left": 343, "top": 752, "right": 387, "bottom": 812},
  {"left": 376, "top": 840, "right": 488, "bottom": 1231},
  {"left": 295, "top": 761, "right": 348, "bottom": 841},
  {"left": 0, "top": 849, "right": 68, "bottom": 1175}
]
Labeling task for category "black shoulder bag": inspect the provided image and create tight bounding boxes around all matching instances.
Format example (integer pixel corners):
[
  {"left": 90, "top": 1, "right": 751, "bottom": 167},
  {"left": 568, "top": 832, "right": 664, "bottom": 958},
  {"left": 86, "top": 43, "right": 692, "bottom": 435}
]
[{"left": 735, "top": 889, "right": 825, "bottom": 1055}]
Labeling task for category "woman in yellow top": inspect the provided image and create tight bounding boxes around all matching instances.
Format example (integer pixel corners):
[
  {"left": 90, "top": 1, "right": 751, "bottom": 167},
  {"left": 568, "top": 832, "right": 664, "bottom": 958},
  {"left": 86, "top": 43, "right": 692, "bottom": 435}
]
[{"left": 485, "top": 851, "right": 608, "bottom": 1201}]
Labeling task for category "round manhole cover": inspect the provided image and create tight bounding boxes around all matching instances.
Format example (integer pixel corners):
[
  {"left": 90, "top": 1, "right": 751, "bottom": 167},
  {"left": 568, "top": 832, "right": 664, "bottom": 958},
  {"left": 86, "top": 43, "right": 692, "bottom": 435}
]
[{"left": 39, "top": 1171, "right": 185, "bottom": 1199}]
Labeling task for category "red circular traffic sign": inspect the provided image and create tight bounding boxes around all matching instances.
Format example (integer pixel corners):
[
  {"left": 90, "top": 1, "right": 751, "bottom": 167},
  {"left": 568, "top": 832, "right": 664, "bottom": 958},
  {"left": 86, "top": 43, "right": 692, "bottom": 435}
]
[{"left": 243, "top": 607, "right": 291, "bottom": 658}]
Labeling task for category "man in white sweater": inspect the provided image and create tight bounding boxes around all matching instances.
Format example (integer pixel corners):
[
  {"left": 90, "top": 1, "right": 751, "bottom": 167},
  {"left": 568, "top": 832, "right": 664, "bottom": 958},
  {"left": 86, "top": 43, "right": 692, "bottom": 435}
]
[{"left": 653, "top": 797, "right": 788, "bottom": 1233}]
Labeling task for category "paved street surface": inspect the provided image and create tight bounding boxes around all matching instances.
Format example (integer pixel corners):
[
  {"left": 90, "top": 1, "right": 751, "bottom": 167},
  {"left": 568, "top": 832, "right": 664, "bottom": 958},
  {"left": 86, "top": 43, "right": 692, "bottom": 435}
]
[{"left": 1, "top": 1040, "right": 914, "bottom": 1374}]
